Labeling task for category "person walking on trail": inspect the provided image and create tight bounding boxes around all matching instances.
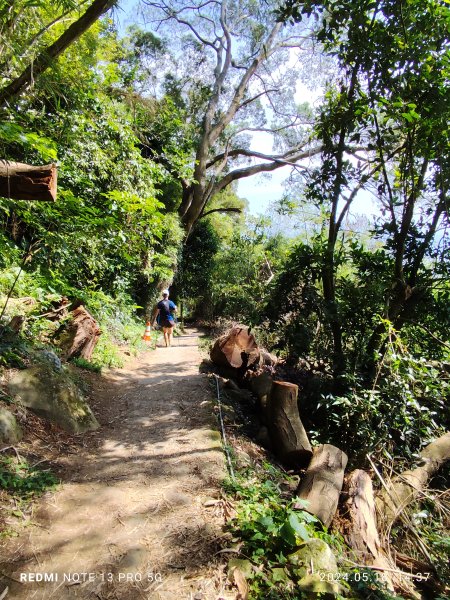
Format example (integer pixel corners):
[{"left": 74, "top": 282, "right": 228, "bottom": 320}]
[{"left": 152, "top": 289, "right": 177, "bottom": 347}]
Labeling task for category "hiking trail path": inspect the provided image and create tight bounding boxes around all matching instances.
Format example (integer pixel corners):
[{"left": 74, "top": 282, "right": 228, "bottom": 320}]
[{"left": 1, "top": 328, "right": 232, "bottom": 600}]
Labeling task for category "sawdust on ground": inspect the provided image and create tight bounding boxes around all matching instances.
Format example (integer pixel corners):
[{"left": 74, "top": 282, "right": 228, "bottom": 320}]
[{"left": 0, "top": 328, "right": 234, "bottom": 600}]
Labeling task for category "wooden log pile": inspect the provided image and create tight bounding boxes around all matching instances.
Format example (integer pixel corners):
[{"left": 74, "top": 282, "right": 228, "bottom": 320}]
[{"left": 209, "top": 326, "right": 450, "bottom": 598}]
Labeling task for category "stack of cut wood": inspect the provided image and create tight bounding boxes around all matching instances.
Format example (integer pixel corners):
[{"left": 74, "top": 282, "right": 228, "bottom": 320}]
[{"left": 209, "top": 326, "right": 450, "bottom": 598}]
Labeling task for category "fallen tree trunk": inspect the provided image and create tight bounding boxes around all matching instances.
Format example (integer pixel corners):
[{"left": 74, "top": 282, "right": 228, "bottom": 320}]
[
  {"left": 0, "top": 161, "right": 57, "bottom": 201},
  {"left": 56, "top": 306, "right": 101, "bottom": 360},
  {"left": 296, "top": 444, "right": 348, "bottom": 526},
  {"left": 210, "top": 325, "right": 260, "bottom": 371},
  {"left": 343, "top": 469, "right": 381, "bottom": 561},
  {"left": 340, "top": 470, "right": 417, "bottom": 595},
  {"left": 267, "top": 381, "right": 312, "bottom": 467},
  {"left": 376, "top": 432, "right": 450, "bottom": 524}
]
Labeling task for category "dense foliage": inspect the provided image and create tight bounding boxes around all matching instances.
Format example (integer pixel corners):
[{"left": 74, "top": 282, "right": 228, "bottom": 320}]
[
  {"left": 1, "top": 6, "right": 185, "bottom": 317},
  {"left": 0, "top": 2, "right": 449, "bottom": 596},
  {"left": 0, "top": 0, "right": 447, "bottom": 462}
]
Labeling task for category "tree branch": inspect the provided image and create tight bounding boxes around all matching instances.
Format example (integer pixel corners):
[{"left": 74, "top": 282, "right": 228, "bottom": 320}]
[
  {"left": 237, "top": 88, "right": 279, "bottom": 111},
  {"left": 207, "top": 143, "right": 323, "bottom": 169},
  {"left": 211, "top": 145, "right": 322, "bottom": 195},
  {"left": 208, "top": 21, "right": 283, "bottom": 145},
  {"left": 200, "top": 206, "right": 241, "bottom": 218},
  {"left": 0, "top": 0, "right": 117, "bottom": 109}
]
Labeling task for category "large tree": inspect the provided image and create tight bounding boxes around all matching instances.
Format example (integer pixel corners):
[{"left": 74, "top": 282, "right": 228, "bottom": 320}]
[
  {"left": 140, "top": 0, "right": 324, "bottom": 233},
  {"left": 278, "top": 0, "right": 450, "bottom": 375}
]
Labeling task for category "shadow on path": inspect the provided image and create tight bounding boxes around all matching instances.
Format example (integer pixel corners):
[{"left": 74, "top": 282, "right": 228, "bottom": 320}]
[{"left": 0, "top": 329, "right": 229, "bottom": 600}]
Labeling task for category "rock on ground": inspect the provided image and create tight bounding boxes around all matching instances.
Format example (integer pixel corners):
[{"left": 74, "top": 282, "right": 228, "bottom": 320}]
[
  {"left": 8, "top": 361, "right": 98, "bottom": 434},
  {"left": 0, "top": 406, "right": 22, "bottom": 444}
]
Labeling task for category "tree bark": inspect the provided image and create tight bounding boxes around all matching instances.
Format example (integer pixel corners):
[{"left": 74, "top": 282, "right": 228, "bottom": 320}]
[
  {"left": 376, "top": 432, "right": 450, "bottom": 524},
  {"left": 296, "top": 444, "right": 348, "bottom": 526},
  {"left": 56, "top": 305, "right": 101, "bottom": 360},
  {"left": 210, "top": 325, "right": 260, "bottom": 371},
  {"left": 246, "top": 371, "right": 273, "bottom": 424},
  {"left": 267, "top": 381, "right": 312, "bottom": 467},
  {"left": 0, "top": 0, "right": 116, "bottom": 109},
  {"left": 342, "top": 469, "right": 381, "bottom": 561},
  {"left": 0, "top": 161, "right": 57, "bottom": 201}
]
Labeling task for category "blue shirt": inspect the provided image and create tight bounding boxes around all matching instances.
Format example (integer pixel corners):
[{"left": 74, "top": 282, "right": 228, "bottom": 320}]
[{"left": 157, "top": 299, "right": 176, "bottom": 321}]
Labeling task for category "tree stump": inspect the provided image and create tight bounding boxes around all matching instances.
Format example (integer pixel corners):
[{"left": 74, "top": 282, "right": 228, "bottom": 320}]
[
  {"left": 296, "top": 444, "right": 348, "bottom": 526},
  {"left": 0, "top": 161, "right": 57, "bottom": 201},
  {"left": 210, "top": 325, "right": 260, "bottom": 371},
  {"left": 57, "top": 306, "right": 101, "bottom": 360},
  {"left": 267, "top": 381, "right": 312, "bottom": 467}
]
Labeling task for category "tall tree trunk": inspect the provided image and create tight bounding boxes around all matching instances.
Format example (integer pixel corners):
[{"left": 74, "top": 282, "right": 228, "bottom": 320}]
[
  {"left": 321, "top": 67, "right": 360, "bottom": 382},
  {"left": 322, "top": 258, "right": 345, "bottom": 380},
  {"left": 0, "top": 0, "right": 116, "bottom": 109},
  {"left": 364, "top": 158, "right": 437, "bottom": 370}
]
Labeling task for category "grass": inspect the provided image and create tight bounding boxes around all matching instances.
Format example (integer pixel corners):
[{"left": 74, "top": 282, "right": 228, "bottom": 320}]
[
  {"left": 198, "top": 334, "right": 213, "bottom": 355},
  {"left": 0, "top": 454, "right": 59, "bottom": 500},
  {"left": 71, "top": 356, "right": 102, "bottom": 373}
]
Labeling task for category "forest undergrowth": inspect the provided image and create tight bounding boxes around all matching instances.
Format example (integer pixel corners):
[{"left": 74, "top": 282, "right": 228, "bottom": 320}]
[{"left": 207, "top": 361, "right": 450, "bottom": 600}]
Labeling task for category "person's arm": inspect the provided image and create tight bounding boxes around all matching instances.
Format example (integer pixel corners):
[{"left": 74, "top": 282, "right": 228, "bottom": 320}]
[{"left": 151, "top": 306, "right": 160, "bottom": 326}]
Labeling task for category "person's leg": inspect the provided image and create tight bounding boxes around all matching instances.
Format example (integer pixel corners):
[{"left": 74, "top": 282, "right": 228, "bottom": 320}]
[
  {"left": 167, "top": 324, "right": 174, "bottom": 346},
  {"left": 163, "top": 327, "right": 169, "bottom": 347}
]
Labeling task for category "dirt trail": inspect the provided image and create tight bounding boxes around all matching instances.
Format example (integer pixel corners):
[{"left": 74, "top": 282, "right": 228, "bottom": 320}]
[{"left": 1, "top": 329, "right": 231, "bottom": 600}]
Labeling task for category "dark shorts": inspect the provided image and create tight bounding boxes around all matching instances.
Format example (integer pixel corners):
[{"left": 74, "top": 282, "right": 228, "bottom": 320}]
[{"left": 161, "top": 318, "right": 175, "bottom": 329}]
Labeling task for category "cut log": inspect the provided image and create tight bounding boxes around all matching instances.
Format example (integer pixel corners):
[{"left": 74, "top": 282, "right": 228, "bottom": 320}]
[
  {"left": 340, "top": 470, "right": 411, "bottom": 594},
  {"left": 0, "top": 161, "right": 57, "bottom": 201},
  {"left": 210, "top": 325, "right": 260, "bottom": 371},
  {"left": 7, "top": 315, "right": 25, "bottom": 333},
  {"left": 267, "top": 381, "right": 312, "bottom": 467},
  {"left": 342, "top": 470, "right": 381, "bottom": 561},
  {"left": 376, "top": 431, "right": 450, "bottom": 524},
  {"left": 296, "top": 444, "right": 348, "bottom": 526},
  {"left": 247, "top": 371, "right": 273, "bottom": 423},
  {"left": 56, "top": 305, "right": 101, "bottom": 360},
  {"left": 248, "top": 371, "right": 273, "bottom": 400}
]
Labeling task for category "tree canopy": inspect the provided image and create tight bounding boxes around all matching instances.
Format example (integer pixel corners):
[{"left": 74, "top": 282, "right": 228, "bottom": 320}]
[{"left": 134, "top": 0, "right": 328, "bottom": 232}]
